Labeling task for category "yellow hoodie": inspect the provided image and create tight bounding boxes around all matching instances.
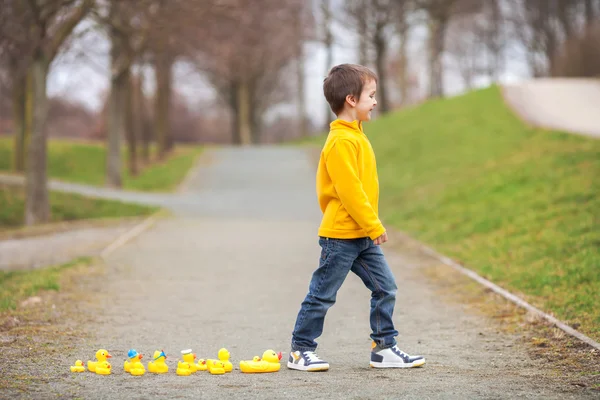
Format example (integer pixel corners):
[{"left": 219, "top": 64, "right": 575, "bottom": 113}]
[{"left": 317, "top": 119, "right": 385, "bottom": 240}]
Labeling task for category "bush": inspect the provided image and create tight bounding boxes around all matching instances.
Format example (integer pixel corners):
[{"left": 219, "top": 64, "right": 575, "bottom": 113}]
[{"left": 552, "top": 22, "right": 600, "bottom": 77}]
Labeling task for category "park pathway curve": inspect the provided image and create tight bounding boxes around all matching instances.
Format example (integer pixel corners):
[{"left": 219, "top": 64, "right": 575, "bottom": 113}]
[{"left": 27, "top": 146, "right": 595, "bottom": 399}]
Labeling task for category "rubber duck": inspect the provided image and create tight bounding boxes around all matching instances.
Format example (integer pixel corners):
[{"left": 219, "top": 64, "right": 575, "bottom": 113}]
[
  {"left": 209, "top": 361, "right": 226, "bottom": 375},
  {"left": 148, "top": 350, "right": 169, "bottom": 374},
  {"left": 239, "top": 350, "right": 282, "bottom": 373},
  {"left": 95, "top": 361, "right": 112, "bottom": 375},
  {"left": 217, "top": 348, "right": 233, "bottom": 372},
  {"left": 88, "top": 349, "right": 112, "bottom": 373},
  {"left": 180, "top": 349, "right": 198, "bottom": 373},
  {"left": 124, "top": 349, "right": 145, "bottom": 375},
  {"left": 196, "top": 358, "right": 208, "bottom": 371},
  {"left": 70, "top": 360, "right": 85, "bottom": 373},
  {"left": 205, "top": 359, "right": 218, "bottom": 371},
  {"left": 176, "top": 362, "right": 192, "bottom": 376}
]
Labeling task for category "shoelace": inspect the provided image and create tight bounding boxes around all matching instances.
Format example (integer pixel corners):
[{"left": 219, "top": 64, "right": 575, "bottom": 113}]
[
  {"left": 302, "top": 351, "right": 323, "bottom": 363},
  {"left": 391, "top": 346, "right": 410, "bottom": 360}
]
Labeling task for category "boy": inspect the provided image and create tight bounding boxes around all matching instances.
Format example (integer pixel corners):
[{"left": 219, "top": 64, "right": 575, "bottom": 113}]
[{"left": 287, "top": 64, "right": 425, "bottom": 371}]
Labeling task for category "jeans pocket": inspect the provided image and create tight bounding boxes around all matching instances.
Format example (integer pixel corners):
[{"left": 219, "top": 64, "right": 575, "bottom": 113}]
[{"left": 319, "top": 237, "right": 334, "bottom": 262}]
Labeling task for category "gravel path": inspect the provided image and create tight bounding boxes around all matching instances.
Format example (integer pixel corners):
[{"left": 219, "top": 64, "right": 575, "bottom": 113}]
[
  {"left": 0, "top": 222, "right": 140, "bottom": 270},
  {"left": 501, "top": 78, "right": 600, "bottom": 139},
  {"left": 12, "top": 146, "right": 591, "bottom": 399}
]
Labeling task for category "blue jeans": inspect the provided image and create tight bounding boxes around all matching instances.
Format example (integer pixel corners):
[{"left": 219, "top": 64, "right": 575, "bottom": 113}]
[{"left": 291, "top": 237, "right": 399, "bottom": 351}]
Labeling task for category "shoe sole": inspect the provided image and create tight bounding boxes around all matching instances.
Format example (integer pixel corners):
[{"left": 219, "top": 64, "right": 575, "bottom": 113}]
[
  {"left": 287, "top": 361, "right": 330, "bottom": 372},
  {"left": 370, "top": 359, "right": 426, "bottom": 368}
]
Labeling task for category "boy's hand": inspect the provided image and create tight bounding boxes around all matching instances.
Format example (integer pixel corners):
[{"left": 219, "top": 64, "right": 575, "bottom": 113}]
[{"left": 373, "top": 232, "right": 388, "bottom": 245}]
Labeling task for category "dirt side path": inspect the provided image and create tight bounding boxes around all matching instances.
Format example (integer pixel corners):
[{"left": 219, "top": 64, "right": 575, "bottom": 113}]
[{"left": 1, "top": 147, "right": 597, "bottom": 399}]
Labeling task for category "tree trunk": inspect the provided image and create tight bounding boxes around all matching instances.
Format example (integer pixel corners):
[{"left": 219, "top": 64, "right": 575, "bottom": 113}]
[
  {"left": 229, "top": 81, "right": 241, "bottom": 145},
  {"left": 135, "top": 69, "right": 150, "bottom": 164},
  {"left": 486, "top": 0, "right": 503, "bottom": 81},
  {"left": 25, "top": 55, "right": 50, "bottom": 225},
  {"left": 323, "top": 0, "right": 334, "bottom": 129},
  {"left": 397, "top": 23, "right": 409, "bottom": 106},
  {"left": 374, "top": 28, "right": 389, "bottom": 113},
  {"left": 428, "top": 16, "right": 447, "bottom": 98},
  {"left": 237, "top": 79, "right": 252, "bottom": 146},
  {"left": 106, "top": 70, "right": 126, "bottom": 187},
  {"left": 124, "top": 68, "right": 138, "bottom": 176},
  {"left": 358, "top": 12, "right": 369, "bottom": 66},
  {"left": 154, "top": 53, "right": 173, "bottom": 159},
  {"left": 11, "top": 72, "right": 27, "bottom": 171},
  {"left": 584, "top": 0, "right": 595, "bottom": 26},
  {"left": 296, "top": 18, "right": 308, "bottom": 138}
]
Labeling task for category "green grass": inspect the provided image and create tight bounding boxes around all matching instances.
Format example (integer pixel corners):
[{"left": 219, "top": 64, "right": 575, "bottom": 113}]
[
  {"left": 0, "top": 138, "right": 202, "bottom": 192},
  {"left": 0, "top": 257, "right": 92, "bottom": 311},
  {"left": 0, "top": 184, "right": 158, "bottom": 229},
  {"left": 304, "top": 85, "right": 600, "bottom": 341}
]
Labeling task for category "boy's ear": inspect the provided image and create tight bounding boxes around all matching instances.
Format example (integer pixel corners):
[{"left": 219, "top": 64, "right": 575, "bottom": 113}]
[{"left": 345, "top": 94, "right": 357, "bottom": 108}]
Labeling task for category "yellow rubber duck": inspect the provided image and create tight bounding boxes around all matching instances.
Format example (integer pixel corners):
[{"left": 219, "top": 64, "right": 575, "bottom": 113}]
[
  {"left": 124, "top": 349, "right": 145, "bottom": 375},
  {"left": 70, "top": 360, "right": 85, "bottom": 373},
  {"left": 181, "top": 349, "right": 198, "bottom": 373},
  {"left": 95, "top": 361, "right": 112, "bottom": 375},
  {"left": 176, "top": 362, "right": 192, "bottom": 376},
  {"left": 148, "top": 350, "right": 169, "bottom": 374},
  {"left": 239, "top": 350, "right": 282, "bottom": 373},
  {"left": 205, "top": 358, "right": 218, "bottom": 371},
  {"left": 209, "top": 361, "right": 226, "bottom": 375},
  {"left": 87, "top": 349, "right": 112, "bottom": 373},
  {"left": 196, "top": 358, "right": 208, "bottom": 371},
  {"left": 217, "top": 348, "right": 233, "bottom": 372}
]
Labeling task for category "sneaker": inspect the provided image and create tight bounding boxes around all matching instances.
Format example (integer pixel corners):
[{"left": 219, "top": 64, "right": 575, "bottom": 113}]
[
  {"left": 287, "top": 350, "right": 330, "bottom": 372},
  {"left": 370, "top": 342, "right": 425, "bottom": 368}
]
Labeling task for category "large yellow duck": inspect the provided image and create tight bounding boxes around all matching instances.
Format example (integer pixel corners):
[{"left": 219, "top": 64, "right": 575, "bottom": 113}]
[
  {"left": 148, "top": 350, "right": 169, "bottom": 374},
  {"left": 217, "top": 348, "right": 233, "bottom": 372},
  {"left": 180, "top": 349, "right": 198, "bottom": 373},
  {"left": 70, "top": 360, "right": 85, "bottom": 373},
  {"left": 239, "top": 350, "right": 282, "bottom": 373},
  {"left": 95, "top": 361, "right": 112, "bottom": 375},
  {"left": 124, "top": 349, "right": 145, "bottom": 376},
  {"left": 87, "top": 349, "right": 112, "bottom": 373}
]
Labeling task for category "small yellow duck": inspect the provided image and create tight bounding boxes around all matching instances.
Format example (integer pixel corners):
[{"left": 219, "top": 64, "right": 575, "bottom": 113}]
[
  {"left": 209, "top": 361, "right": 226, "bottom": 375},
  {"left": 239, "top": 350, "right": 282, "bottom": 373},
  {"left": 70, "top": 360, "right": 85, "bottom": 373},
  {"left": 95, "top": 361, "right": 112, "bottom": 375},
  {"left": 181, "top": 349, "right": 198, "bottom": 373},
  {"left": 217, "top": 348, "right": 233, "bottom": 372},
  {"left": 205, "top": 359, "right": 218, "bottom": 371},
  {"left": 124, "top": 349, "right": 145, "bottom": 375},
  {"left": 148, "top": 350, "right": 169, "bottom": 374},
  {"left": 196, "top": 358, "right": 208, "bottom": 371},
  {"left": 176, "top": 362, "right": 192, "bottom": 376},
  {"left": 88, "top": 349, "right": 112, "bottom": 373}
]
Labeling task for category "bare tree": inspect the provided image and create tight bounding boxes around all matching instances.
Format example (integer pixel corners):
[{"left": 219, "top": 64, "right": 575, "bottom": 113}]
[
  {"left": 393, "top": 0, "right": 412, "bottom": 106},
  {"left": 0, "top": 0, "right": 93, "bottom": 225},
  {"left": 184, "top": 0, "right": 306, "bottom": 145},
  {"left": 506, "top": 0, "right": 596, "bottom": 77},
  {"left": 415, "top": 0, "right": 480, "bottom": 98},
  {"left": 322, "top": 0, "right": 334, "bottom": 128},
  {"left": 96, "top": 0, "right": 158, "bottom": 186}
]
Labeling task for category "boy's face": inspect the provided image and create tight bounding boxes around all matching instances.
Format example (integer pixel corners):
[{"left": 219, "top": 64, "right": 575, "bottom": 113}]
[{"left": 355, "top": 79, "right": 377, "bottom": 122}]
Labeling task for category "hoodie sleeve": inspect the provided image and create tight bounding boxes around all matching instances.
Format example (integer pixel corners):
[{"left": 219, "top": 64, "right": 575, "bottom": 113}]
[{"left": 325, "top": 139, "right": 385, "bottom": 240}]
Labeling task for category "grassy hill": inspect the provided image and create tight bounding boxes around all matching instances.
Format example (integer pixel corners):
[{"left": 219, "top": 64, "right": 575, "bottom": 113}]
[{"left": 306, "top": 85, "right": 600, "bottom": 341}]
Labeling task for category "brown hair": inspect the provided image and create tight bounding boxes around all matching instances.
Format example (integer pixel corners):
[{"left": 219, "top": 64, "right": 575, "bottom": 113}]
[{"left": 323, "top": 64, "right": 378, "bottom": 115}]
